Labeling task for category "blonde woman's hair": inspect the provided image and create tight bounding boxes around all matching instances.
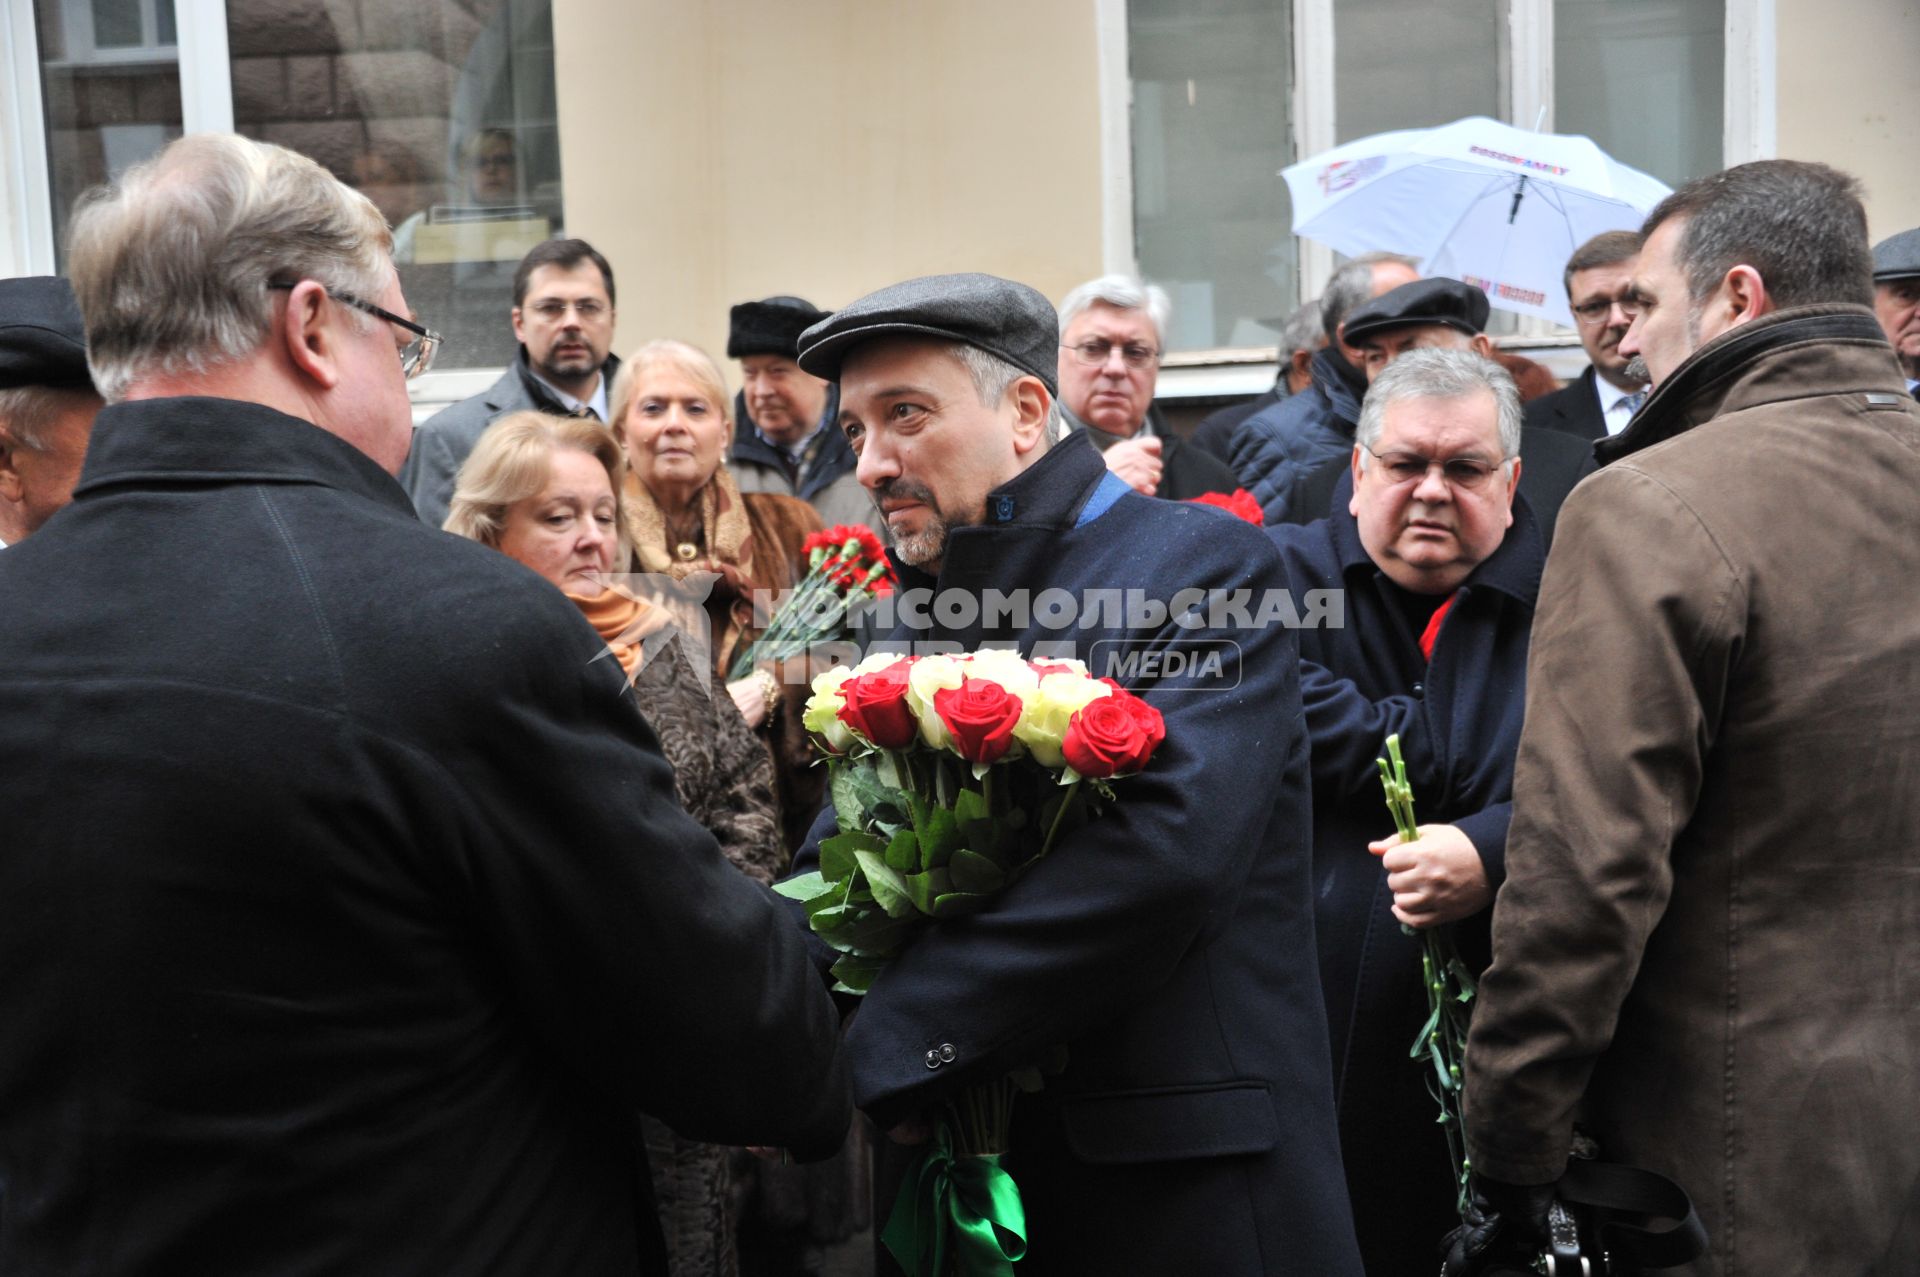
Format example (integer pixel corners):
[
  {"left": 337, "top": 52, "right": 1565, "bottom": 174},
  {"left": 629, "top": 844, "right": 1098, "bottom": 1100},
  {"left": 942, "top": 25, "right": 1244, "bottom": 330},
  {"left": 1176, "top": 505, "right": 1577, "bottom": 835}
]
[
  {"left": 66, "top": 132, "right": 392, "bottom": 402},
  {"left": 443, "top": 410, "right": 627, "bottom": 548},
  {"left": 607, "top": 338, "right": 734, "bottom": 436}
]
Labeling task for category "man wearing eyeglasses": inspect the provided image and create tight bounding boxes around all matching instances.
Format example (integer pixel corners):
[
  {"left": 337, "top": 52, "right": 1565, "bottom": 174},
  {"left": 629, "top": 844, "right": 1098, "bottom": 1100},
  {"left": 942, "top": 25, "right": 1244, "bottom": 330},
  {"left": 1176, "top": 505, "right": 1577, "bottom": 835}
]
[
  {"left": 0, "top": 133, "right": 849, "bottom": 1275},
  {"left": 1523, "top": 230, "right": 1648, "bottom": 440},
  {"left": 401, "top": 237, "right": 620, "bottom": 528},
  {"left": 1055, "top": 275, "right": 1236, "bottom": 500},
  {"left": 1265, "top": 346, "right": 1541, "bottom": 1277}
]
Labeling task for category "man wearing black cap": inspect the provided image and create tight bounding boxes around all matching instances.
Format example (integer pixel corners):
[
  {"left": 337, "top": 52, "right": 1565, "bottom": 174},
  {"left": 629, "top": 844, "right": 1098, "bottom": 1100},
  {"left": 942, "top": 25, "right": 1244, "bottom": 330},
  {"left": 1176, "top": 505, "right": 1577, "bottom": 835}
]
[
  {"left": 787, "top": 273, "right": 1362, "bottom": 1275},
  {"left": 1872, "top": 226, "right": 1920, "bottom": 394},
  {"left": 0, "top": 276, "right": 102, "bottom": 547},
  {"left": 1281, "top": 276, "right": 1597, "bottom": 548},
  {"left": 726, "top": 294, "right": 881, "bottom": 538}
]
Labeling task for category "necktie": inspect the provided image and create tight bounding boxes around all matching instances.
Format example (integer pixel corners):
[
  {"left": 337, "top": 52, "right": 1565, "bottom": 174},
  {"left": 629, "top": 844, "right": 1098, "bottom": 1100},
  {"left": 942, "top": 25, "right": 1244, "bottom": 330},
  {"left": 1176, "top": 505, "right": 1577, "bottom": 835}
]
[
  {"left": 567, "top": 405, "right": 599, "bottom": 421},
  {"left": 1621, "top": 390, "right": 1646, "bottom": 417}
]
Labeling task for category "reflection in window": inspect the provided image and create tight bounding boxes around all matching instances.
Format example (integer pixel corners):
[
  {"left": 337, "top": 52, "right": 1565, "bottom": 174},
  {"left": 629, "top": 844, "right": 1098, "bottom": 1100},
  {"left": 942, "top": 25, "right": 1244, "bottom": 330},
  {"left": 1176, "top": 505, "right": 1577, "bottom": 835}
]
[
  {"left": 1555, "top": 0, "right": 1723, "bottom": 188},
  {"left": 226, "top": 0, "right": 564, "bottom": 370},
  {"left": 1129, "top": 0, "right": 1296, "bottom": 353}
]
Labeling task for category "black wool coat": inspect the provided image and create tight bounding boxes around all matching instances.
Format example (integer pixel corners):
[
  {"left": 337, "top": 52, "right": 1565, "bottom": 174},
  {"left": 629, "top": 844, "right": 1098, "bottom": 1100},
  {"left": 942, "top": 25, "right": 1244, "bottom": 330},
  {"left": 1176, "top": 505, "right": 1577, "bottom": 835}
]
[
  {"left": 0, "top": 397, "right": 849, "bottom": 1276},
  {"left": 1267, "top": 496, "right": 1541, "bottom": 1277},
  {"left": 792, "top": 432, "right": 1362, "bottom": 1276}
]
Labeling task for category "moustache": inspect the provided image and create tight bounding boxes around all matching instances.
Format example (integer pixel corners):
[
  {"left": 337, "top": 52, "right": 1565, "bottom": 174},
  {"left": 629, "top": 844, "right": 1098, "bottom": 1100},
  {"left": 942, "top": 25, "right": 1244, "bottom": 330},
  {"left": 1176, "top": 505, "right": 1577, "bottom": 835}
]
[
  {"left": 871, "top": 478, "right": 938, "bottom": 511},
  {"left": 1623, "top": 356, "right": 1651, "bottom": 384}
]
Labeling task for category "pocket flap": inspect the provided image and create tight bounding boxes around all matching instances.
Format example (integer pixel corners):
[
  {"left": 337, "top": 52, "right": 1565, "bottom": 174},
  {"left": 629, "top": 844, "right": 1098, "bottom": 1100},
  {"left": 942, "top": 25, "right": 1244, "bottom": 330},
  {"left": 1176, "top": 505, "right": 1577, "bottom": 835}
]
[{"left": 1060, "top": 1081, "right": 1278, "bottom": 1164}]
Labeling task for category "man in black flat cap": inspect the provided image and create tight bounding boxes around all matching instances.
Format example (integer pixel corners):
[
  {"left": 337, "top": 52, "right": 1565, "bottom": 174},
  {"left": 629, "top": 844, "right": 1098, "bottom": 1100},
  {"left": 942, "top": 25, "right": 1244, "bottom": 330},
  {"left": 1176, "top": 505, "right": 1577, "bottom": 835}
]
[
  {"left": 0, "top": 276, "right": 102, "bottom": 547},
  {"left": 1871, "top": 227, "right": 1920, "bottom": 394},
  {"left": 726, "top": 294, "right": 883, "bottom": 538},
  {"left": 785, "top": 272, "right": 1362, "bottom": 1276},
  {"left": 1279, "top": 276, "right": 1597, "bottom": 550}
]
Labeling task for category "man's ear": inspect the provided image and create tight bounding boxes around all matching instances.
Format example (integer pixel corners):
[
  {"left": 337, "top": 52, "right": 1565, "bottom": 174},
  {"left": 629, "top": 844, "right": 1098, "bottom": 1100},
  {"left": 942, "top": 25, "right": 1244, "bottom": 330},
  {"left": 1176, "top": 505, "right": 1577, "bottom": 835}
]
[
  {"left": 279, "top": 279, "right": 346, "bottom": 391},
  {"left": 0, "top": 432, "right": 23, "bottom": 503},
  {"left": 1010, "top": 377, "right": 1051, "bottom": 456},
  {"left": 510, "top": 305, "right": 528, "bottom": 347},
  {"left": 1287, "top": 348, "right": 1315, "bottom": 393},
  {"left": 1347, "top": 445, "right": 1365, "bottom": 517},
  {"left": 1469, "top": 333, "right": 1495, "bottom": 358},
  {"left": 1721, "top": 264, "right": 1771, "bottom": 327}
]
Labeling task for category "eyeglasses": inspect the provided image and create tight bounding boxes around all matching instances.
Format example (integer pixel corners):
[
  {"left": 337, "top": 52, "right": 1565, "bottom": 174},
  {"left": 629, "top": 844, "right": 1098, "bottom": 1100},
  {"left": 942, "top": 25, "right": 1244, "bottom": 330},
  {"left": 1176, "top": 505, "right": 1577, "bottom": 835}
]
[
  {"left": 1570, "top": 295, "right": 1641, "bottom": 327},
  {"left": 525, "top": 299, "right": 610, "bottom": 322},
  {"left": 268, "top": 280, "right": 441, "bottom": 379},
  {"left": 1062, "top": 339, "right": 1160, "bottom": 369},
  {"left": 1361, "top": 444, "right": 1510, "bottom": 491}
]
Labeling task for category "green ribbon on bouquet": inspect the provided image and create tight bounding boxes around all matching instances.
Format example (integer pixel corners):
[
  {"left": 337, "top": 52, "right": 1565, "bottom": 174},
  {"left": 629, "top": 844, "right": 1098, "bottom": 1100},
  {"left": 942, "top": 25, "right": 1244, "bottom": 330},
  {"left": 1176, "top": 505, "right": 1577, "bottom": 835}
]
[{"left": 881, "top": 1124, "right": 1028, "bottom": 1276}]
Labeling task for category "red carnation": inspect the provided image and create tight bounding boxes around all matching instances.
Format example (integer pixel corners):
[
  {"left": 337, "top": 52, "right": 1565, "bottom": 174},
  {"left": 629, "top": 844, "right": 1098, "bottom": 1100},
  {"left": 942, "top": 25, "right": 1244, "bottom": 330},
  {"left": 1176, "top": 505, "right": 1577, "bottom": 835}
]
[
  {"left": 1187, "top": 488, "right": 1264, "bottom": 526},
  {"left": 932, "top": 678, "right": 1025, "bottom": 765},
  {"left": 1062, "top": 694, "right": 1162, "bottom": 778},
  {"left": 837, "top": 658, "right": 918, "bottom": 749}
]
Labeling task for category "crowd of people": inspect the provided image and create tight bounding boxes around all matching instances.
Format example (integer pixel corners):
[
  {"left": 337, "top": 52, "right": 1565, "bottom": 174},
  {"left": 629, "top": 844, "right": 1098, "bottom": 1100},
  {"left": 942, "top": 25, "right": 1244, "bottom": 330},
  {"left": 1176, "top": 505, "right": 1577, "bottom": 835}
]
[{"left": 1, "top": 128, "right": 1918, "bottom": 1277}]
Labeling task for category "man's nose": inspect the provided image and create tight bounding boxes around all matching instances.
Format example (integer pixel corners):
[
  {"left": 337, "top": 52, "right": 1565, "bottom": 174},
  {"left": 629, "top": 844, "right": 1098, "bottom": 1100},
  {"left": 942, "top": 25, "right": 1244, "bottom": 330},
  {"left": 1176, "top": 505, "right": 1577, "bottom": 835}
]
[
  {"left": 855, "top": 435, "right": 897, "bottom": 490},
  {"left": 1412, "top": 463, "right": 1453, "bottom": 502},
  {"left": 1101, "top": 345, "right": 1130, "bottom": 374}
]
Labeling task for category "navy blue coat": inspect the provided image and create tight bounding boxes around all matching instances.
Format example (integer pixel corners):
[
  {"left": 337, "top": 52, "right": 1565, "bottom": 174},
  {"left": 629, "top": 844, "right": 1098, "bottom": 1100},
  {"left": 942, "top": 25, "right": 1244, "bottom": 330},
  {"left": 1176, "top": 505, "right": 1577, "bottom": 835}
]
[
  {"left": 1229, "top": 347, "right": 1365, "bottom": 524},
  {"left": 1267, "top": 495, "right": 1541, "bottom": 1277},
  {"left": 793, "top": 433, "right": 1362, "bottom": 1275}
]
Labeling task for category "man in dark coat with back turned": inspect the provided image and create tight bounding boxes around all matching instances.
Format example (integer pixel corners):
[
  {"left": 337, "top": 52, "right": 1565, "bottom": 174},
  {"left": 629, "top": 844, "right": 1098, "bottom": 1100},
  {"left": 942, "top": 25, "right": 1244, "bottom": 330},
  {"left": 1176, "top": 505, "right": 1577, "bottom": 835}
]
[
  {"left": 1269, "top": 347, "right": 1541, "bottom": 1277},
  {"left": 0, "top": 132, "right": 849, "bottom": 1275},
  {"left": 787, "top": 273, "right": 1361, "bottom": 1275}
]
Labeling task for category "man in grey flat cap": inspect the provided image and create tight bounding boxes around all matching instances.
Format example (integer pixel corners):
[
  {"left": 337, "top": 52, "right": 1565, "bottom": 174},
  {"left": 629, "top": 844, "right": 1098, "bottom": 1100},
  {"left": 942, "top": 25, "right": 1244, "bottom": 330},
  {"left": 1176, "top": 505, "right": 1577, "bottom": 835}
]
[
  {"left": 786, "top": 272, "right": 1361, "bottom": 1275},
  {"left": 1872, "top": 226, "right": 1920, "bottom": 394},
  {"left": 0, "top": 276, "right": 102, "bottom": 547}
]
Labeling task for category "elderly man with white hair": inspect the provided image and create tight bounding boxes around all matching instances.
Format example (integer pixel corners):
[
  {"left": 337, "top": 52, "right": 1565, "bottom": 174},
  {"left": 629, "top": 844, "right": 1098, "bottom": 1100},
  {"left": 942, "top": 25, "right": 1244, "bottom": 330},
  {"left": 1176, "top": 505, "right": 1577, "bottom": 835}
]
[
  {"left": 1055, "top": 274, "right": 1236, "bottom": 499},
  {"left": 0, "top": 132, "right": 848, "bottom": 1274}
]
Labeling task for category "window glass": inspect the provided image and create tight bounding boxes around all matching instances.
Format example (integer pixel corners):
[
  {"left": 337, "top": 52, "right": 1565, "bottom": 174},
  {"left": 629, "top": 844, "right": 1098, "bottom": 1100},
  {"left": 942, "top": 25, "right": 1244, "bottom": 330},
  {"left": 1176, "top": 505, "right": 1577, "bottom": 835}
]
[
  {"left": 1555, "top": 0, "right": 1723, "bottom": 187},
  {"left": 226, "top": 0, "right": 565, "bottom": 370},
  {"left": 1129, "top": 0, "right": 1296, "bottom": 353},
  {"left": 34, "top": 0, "right": 183, "bottom": 253},
  {"left": 1335, "top": 0, "right": 1502, "bottom": 144}
]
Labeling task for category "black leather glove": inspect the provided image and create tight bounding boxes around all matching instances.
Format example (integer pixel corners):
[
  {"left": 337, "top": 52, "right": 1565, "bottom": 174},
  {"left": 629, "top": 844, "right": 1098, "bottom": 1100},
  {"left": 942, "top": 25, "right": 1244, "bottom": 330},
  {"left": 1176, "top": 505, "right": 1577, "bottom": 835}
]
[{"left": 1439, "top": 1174, "right": 1557, "bottom": 1276}]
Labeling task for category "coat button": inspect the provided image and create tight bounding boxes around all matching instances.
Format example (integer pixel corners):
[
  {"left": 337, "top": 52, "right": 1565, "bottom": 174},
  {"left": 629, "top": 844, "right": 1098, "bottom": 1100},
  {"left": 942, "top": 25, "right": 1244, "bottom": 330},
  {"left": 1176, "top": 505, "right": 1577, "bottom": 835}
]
[
  {"left": 925, "top": 1049, "right": 942, "bottom": 1069},
  {"left": 1411, "top": 682, "right": 1424, "bottom": 698},
  {"left": 938, "top": 1043, "right": 957, "bottom": 1062}
]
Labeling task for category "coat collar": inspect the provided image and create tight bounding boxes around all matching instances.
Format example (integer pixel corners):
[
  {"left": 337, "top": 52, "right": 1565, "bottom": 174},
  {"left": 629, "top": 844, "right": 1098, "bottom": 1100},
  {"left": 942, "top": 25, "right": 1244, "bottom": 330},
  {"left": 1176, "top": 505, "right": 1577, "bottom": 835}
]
[
  {"left": 1307, "top": 346, "right": 1366, "bottom": 428},
  {"left": 1594, "top": 304, "right": 1900, "bottom": 465},
  {"left": 73, "top": 395, "right": 417, "bottom": 518},
  {"left": 888, "top": 430, "right": 1112, "bottom": 593},
  {"left": 498, "top": 348, "right": 622, "bottom": 417},
  {"left": 1324, "top": 466, "right": 1542, "bottom": 607}
]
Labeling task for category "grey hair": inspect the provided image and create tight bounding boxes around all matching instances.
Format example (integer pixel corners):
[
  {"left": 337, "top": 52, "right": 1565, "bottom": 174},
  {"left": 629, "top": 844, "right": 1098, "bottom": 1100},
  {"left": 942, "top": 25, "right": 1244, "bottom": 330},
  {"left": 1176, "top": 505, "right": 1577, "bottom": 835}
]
[
  {"left": 0, "top": 385, "right": 94, "bottom": 451},
  {"left": 67, "top": 132, "right": 393, "bottom": 402},
  {"left": 1276, "top": 299, "right": 1327, "bottom": 357},
  {"left": 1354, "top": 347, "right": 1522, "bottom": 461},
  {"left": 1641, "top": 160, "right": 1873, "bottom": 310},
  {"left": 951, "top": 343, "right": 1066, "bottom": 442},
  {"left": 1058, "top": 274, "right": 1172, "bottom": 345},
  {"left": 1322, "top": 252, "right": 1420, "bottom": 343}
]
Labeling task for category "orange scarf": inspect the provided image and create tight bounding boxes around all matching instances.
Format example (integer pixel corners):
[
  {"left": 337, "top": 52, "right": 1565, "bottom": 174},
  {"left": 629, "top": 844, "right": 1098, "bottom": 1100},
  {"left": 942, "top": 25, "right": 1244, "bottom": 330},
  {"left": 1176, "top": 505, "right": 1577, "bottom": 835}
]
[{"left": 566, "top": 587, "right": 672, "bottom": 678}]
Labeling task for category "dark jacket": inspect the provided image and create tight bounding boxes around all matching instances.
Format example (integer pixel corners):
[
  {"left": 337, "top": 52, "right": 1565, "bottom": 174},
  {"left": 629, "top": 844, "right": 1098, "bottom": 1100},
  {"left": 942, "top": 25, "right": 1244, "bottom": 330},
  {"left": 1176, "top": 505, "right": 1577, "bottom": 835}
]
[
  {"left": 1522, "top": 364, "right": 1609, "bottom": 440},
  {"left": 1268, "top": 495, "right": 1542, "bottom": 1277},
  {"left": 1466, "top": 305, "right": 1920, "bottom": 1275},
  {"left": 1280, "top": 425, "right": 1597, "bottom": 552},
  {"left": 729, "top": 386, "right": 885, "bottom": 541},
  {"left": 401, "top": 348, "right": 622, "bottom": 528},
  {"left": 0, "top": 397, "right": 849, "bottom": 1276},
  {"left": 1230, "top": 346, "right": 1366, "bottom": 523},
  {"left": 792, "top": 432, "right": 1361, "bottom": 1275},
  {"left": 1187, "top": 384, "right": 1284, "bottom": 465},
  {"left": 1070, "top": 403, "right": 1238, "bottom": 501}
]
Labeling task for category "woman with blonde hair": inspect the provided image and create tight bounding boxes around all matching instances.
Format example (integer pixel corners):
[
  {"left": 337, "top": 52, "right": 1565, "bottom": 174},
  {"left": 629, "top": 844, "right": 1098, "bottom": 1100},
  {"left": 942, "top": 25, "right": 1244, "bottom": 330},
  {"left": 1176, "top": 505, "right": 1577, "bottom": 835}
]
[
  {"left": 447, "top": 409, "right": 782, "bottom": 1277},
  {"left": 609, "top": 340, "right": 826, "bottom": 854}
]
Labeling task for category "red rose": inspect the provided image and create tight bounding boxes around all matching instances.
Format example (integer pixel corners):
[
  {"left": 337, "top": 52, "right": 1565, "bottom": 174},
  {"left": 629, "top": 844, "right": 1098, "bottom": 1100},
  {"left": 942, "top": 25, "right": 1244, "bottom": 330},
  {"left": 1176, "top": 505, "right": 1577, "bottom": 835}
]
[
  {"left": 1115, "top": 690, "right": 1166, "bottom": 754},
  {"left": 837, "top": 659, "right": 918, "bottom": 748},
  {"left": 1062, "top": 693, "right": 1163, "bottom": 778},
  {"left": 932, "top": 677, "right": 1025, "bottom": 765},
  {"left": 1187, "top": 488, "right": 1264, "bottom": 526}
]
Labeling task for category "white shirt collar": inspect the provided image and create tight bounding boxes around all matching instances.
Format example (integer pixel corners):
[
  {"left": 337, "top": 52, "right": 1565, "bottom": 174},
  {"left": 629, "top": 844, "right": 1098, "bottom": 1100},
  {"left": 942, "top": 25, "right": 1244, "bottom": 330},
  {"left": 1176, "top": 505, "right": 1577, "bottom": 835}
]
[
  {"left": 1592, "top": 370, "right": 1646, "bottom": 437},
  {"left": 531, "top": 369, "right": 609, "bottom": 422}
]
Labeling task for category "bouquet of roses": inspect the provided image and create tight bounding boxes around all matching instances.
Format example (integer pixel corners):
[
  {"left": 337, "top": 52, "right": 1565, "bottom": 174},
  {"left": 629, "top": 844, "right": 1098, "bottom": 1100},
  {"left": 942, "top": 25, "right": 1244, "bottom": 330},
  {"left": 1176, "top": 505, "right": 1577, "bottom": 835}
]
[
  {"left": 776, "top": 648, "right": 1166, "bottom": 1276},
  {"left": 725, "top": 524, "right": 894, "bottom": 681},
  {"left": 1185, "top": 487, "right": 1264, "bottom": 526}
]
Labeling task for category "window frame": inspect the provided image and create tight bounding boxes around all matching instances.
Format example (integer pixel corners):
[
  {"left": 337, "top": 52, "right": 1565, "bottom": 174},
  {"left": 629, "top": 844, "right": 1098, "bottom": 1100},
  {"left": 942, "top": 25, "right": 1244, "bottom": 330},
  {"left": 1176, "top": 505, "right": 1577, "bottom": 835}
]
[{"left": 1107, "top": 0, "right": 1777, "bottom": 385}]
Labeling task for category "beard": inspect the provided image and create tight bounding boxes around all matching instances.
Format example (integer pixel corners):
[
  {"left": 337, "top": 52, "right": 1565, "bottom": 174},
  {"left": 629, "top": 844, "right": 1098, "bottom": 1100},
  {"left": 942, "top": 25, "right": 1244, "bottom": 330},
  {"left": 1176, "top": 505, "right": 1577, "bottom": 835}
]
[
  {"left": 1623, "top": 356, "right": 1651, "bottom": 385},
  {"left": 872, "top": 477, "right": 951, "bottom": 568}
]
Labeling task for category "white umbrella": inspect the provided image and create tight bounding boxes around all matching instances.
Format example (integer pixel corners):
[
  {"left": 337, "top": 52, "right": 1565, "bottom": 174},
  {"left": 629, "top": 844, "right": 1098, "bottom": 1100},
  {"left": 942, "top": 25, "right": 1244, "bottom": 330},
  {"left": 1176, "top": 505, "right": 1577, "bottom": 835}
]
[{"left": 1283, "top": 116, "right": 1672, "bottom": 327}]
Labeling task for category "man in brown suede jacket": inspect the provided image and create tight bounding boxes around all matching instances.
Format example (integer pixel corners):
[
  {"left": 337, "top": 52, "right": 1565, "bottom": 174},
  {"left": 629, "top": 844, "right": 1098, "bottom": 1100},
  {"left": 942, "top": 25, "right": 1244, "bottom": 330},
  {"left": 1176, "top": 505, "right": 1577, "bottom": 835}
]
[{"left": 1448, "top": 161, "right": 1920, "bottom": 1276}]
